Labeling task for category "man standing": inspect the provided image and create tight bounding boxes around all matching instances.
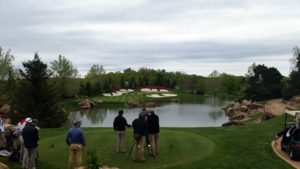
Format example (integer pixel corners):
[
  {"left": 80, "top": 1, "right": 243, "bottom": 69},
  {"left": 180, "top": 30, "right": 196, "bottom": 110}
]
[
  {"left": 22, "top": 118, "right": 39, "bottom": 169},
  {"left": 66, "top": 120, "right": 86, "bottom": 169},
  {"left": 113, "top": 110, "right": 131, "bottom": 153},
  {"left": 132, "top": 114, "right": 148, "bottom": 162},
  {"left": 0, "top": 112, "right": 6, "bottom": 149},
  {"left": 148, "top": 110, "right": 160, "bottom": 156}
]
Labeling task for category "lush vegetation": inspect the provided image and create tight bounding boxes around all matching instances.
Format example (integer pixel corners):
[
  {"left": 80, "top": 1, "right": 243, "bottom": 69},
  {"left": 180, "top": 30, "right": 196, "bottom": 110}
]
[
  {"left": 1, "top": 45, "right": 300, "bottom": 126},
  {"left": 0, "top": 115, "right": 294, "bottom": 169}
]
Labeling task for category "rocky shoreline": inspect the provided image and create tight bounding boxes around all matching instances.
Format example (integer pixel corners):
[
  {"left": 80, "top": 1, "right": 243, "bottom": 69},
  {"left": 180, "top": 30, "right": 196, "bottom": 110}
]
[{"left": 222, "top": 96, "right": 300, "bottom": 126}]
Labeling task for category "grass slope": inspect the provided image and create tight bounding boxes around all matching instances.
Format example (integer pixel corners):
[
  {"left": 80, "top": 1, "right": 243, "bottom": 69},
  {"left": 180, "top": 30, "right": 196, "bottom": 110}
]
[{"left": 1, "top": 115, "right": 293, "bottom": 169}]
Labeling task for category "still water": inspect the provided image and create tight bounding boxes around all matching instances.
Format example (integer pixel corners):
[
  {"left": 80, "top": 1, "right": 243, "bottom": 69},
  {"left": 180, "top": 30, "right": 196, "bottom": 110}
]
[{"left": 69, "top": 97, "right": 231, "bottom": 127}]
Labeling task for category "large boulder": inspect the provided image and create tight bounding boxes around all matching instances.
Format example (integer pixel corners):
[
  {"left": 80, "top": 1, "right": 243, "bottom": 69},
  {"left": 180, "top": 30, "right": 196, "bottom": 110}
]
[
  {"left": 261, "top": 112, "right": 274, "bottom": 121},
  {"left": 240, "top": 105, "right": 248, "bottom": 112},
  {"left": 222, "top": 120, "right": 244, "bottom": 126},
  {"left": 247, "top": 103, "right": 264, "bottom": 110},
  {"left": 293, "top": 96, "right": 300, "bottom": 103},
  {"left": 264, "top": 99, "right": 286, "bottom": 116},
  {"left": 240, "top": 99, "right": 251, "bottom": 107},
  {"left": 233, "top": 102, "right": 240, "bottom": 110},
  {"left": 225, "top": 107, "right": 236, "bottom": 117},
  {"left": 229, "top": 113, "right": 246, "bottom": 121},
  {"left": 145, "top": 102, "right": 156, "bottom": 108}
]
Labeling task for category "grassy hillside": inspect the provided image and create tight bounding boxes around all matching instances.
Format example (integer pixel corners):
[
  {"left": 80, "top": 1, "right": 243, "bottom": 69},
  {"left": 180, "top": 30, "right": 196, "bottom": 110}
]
[{"left": 1, "top": 115, "right": 293, "bottom": 169}]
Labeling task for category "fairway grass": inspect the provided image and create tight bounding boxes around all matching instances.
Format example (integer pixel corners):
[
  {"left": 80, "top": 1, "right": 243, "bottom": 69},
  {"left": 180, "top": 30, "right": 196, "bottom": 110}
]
[{"left": 1, "top": 115, "right": 294, "bottom": 169}]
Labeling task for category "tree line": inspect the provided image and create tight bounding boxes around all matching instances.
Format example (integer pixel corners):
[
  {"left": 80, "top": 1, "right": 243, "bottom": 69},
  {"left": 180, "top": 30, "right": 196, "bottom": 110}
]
[{"left": 0, "top": 46, "right": 299, "bottom": 127}]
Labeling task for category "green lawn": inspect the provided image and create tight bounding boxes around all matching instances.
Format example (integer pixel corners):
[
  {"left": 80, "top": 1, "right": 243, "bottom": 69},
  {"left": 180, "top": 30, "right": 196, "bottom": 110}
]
[{"left": 1, "top": 115, "right": 294, "bottom": 169}]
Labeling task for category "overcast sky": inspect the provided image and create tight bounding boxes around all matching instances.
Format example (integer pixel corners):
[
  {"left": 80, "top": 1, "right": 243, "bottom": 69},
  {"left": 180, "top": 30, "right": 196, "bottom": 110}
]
[{"left": 0, "top": 0, "right": 299, "bottom": 76}]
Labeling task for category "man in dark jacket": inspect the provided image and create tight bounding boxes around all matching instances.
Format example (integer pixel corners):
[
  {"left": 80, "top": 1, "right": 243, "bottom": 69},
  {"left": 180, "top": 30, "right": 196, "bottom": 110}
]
[
  {"left": 22, "top": 118, "right": 39, "bottom": 169},
  {"left": 131, "top": 114, "right": 148, "bottom": 162},
  {"left": 113, "top": 110, "right": 131, "bottom": 153},
  {"left": 148, "top": 110, "right": 160, "bottom": 156}
]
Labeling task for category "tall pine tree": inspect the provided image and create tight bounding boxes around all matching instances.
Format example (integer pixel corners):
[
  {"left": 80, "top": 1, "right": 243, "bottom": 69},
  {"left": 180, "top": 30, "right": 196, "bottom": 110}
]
[{"left": 15, "top": 54, "right": 66, "bottom": 127}]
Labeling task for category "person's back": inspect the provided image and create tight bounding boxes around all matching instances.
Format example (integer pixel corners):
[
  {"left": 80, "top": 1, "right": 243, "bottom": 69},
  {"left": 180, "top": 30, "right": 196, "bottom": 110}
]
[
  {"left": 148, "top": 113, "right": 159, "bottom": 134},
  {"left": 131, "top": 116, "right": 148, "bottom": 162},
  {"left": 66, "top": 120, "right": 85, "bottom": 169},
  {"left": 22, "top": 124, "right": 39, "bottom": 149},
  {"left": 132, "top": 118, "right": 147, "bottom": 135},
  {"left": 21, "top": 120, "right": 39, "bottom": 169},
  {"left": 113, "top": 110, "right": 131, "bottom": 153},
  {"left": 113, "top": 115, "right": 130, "bottom": 131},
  {"left": 147, "top": 111, "right": 160, "bottom": 156},
  {"left": 66, "top": 127, "right": 85, "bottom": 145}
]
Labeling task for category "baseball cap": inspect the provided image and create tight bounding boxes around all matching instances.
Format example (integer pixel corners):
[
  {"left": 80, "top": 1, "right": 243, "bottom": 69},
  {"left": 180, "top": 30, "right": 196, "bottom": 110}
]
[{"left": 25, "top": 117, "right": 32, "bottom": 123}]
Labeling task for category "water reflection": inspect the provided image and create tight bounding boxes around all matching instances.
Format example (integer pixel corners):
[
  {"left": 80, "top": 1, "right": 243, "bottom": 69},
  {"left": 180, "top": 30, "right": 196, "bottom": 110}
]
[{"left": 69, "top": 97, "right": 231, "bottom": 127}]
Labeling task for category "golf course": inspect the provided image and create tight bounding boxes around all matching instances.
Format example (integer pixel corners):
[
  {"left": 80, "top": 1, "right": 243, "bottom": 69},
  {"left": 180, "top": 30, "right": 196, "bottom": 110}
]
[{"left": 1, "top": 113, "right": 294, "bottom": 169}]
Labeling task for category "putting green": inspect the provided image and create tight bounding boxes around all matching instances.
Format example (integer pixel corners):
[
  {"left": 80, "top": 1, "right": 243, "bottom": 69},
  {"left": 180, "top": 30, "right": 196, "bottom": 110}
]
[{"left": 37, "top": 129, "right": 215, "bottom": 169}]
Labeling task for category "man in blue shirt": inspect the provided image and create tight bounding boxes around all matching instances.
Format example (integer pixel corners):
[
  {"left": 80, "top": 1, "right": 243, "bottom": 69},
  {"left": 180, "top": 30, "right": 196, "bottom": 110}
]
[{"left": 66, "top": 120, "right": 85, "bottom": 169}]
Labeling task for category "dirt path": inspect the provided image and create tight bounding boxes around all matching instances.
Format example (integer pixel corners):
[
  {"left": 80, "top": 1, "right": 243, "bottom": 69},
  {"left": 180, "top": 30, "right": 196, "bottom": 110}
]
[{"left": 272, "top": 137, "right": 300, "bottom": 169}]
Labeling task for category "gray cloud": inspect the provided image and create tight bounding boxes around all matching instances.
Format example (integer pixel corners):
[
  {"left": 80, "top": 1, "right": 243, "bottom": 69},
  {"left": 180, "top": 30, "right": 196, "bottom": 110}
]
[{"left": 0, "top": 0, "right": 299, "bottom": 76}]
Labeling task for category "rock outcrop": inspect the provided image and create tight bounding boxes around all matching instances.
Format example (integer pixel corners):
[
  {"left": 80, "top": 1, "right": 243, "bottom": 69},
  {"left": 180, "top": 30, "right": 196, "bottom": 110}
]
[{"left": 223, "top": 97, "right": 300, "bottom": 126}]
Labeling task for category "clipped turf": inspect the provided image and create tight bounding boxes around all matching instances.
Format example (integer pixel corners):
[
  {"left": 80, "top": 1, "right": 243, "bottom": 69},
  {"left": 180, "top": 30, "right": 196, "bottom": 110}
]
[{"left": 1, "top": 115, "right": 294, "bottom": 169}]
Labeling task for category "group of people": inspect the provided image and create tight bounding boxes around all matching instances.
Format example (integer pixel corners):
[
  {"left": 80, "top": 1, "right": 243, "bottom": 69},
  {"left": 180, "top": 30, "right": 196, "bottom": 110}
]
[
  {"left": 66, "top": 108, "right": 160, "bottom": 169},
  {"left": 0, "top": 112, "right": 40, "bottom": 169},
  {"left": 1, "top": 109, "right": 159, "bottom": 169},
  {"left": 113, "top": 108, "right": 160, "bottom": 162}
]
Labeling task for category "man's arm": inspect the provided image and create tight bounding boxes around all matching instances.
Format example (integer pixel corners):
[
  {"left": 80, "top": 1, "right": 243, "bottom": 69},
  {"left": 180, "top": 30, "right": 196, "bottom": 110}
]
[
  {"left": 66, "top": 131, "right": 70, "bottom": 145},
  {"left": 125, "top": 118, "right": 131, "bottom": 128},
  {"left": 80, "top": 130, "right": 86, "bottom": 146}
]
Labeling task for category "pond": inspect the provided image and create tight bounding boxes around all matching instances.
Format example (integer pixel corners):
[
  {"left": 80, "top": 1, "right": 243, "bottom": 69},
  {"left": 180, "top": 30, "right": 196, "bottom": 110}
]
[{"left": 69, "top": 97, "right": 231, "bottom": 127}]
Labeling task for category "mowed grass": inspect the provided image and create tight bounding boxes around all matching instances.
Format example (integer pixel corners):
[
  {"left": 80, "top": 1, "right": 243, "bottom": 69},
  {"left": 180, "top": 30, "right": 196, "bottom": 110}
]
[
  {"left": 1, "top": 115, "right": 294, "bottom": 169},
  {"left": 59, "top": 91, "right": 234, "bottom": 111}
]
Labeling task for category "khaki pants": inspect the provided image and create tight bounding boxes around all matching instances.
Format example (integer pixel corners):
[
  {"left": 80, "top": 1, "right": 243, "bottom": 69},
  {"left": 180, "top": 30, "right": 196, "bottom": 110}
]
[
  {"left": 116, "top": 131, "right": 126, "bottom": 153},
  {"left": 132, "top": 136, "right": 145, "bottom": 162},
  {"left": 20, "top": 137, "right": 25, "bottom": 163},
  {"left": 22, "top": 147, "right": 38, "bottom": 169},
  {"left": 149, "top": 133, "right": 159, "bottom": 155},
  {"left": 68, "top": 144, "right": 83, "bottom": 169}
]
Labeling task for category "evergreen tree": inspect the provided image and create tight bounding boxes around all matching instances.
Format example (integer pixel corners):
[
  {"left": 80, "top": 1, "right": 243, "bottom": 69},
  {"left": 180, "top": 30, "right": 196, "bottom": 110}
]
[
  {"left": 15, "top": 54, "right": 66, "bottom": 127},
  {"left": 289, "top": 47, "right": 300, "bottom": 96},
  {"left": 93, "top": 81, "right": 102, "bottom": 95},
  {"left": 244, "top": 64, "right": 283, "bottom": 100},
  {"left": 79, "top": 82, "right": 87, "bottom": 96},
  {"left": 86, "top": 81, "right": 92, "bottom": 96}
]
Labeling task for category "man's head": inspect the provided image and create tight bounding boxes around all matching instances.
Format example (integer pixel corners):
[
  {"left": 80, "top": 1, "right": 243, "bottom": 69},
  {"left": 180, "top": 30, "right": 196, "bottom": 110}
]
[
  {"left": 73, "top": 119, "right": 81, "bottom": 127},
  {"left": 32, "top": 119, "right": 38, "bottom": 126},
  {"left": 118, "top": 110, "right": 124, "bottom": 116}
]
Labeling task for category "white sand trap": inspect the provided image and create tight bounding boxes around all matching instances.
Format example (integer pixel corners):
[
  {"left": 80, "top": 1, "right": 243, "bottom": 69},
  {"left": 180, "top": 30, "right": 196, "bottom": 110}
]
[
  {"left": 120, "top": 89, "right": 127, "bottom": 92},
  {"left": 127, "top": 89, "right": 134, "bottom": 92},
  {"left": 112, "top": 92, "right": 122, "bottom": 96},
  {"left": 146, "top": 94, "right": 165, "bottom": 98},
  {"left": 162, "top": 94, "right": 177, "bottom": 97},
  {"left": 141, "top": 88, "right": 151, "bottom": 92},
  {"left": 151, "top": 89, "right": 158, "bottom": 92},
  {"left": 103, "top": 93, "right": 112, "bottom": 96},
  {"left": 160, "top": 89, "right": 169, "bottom": 92}
]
